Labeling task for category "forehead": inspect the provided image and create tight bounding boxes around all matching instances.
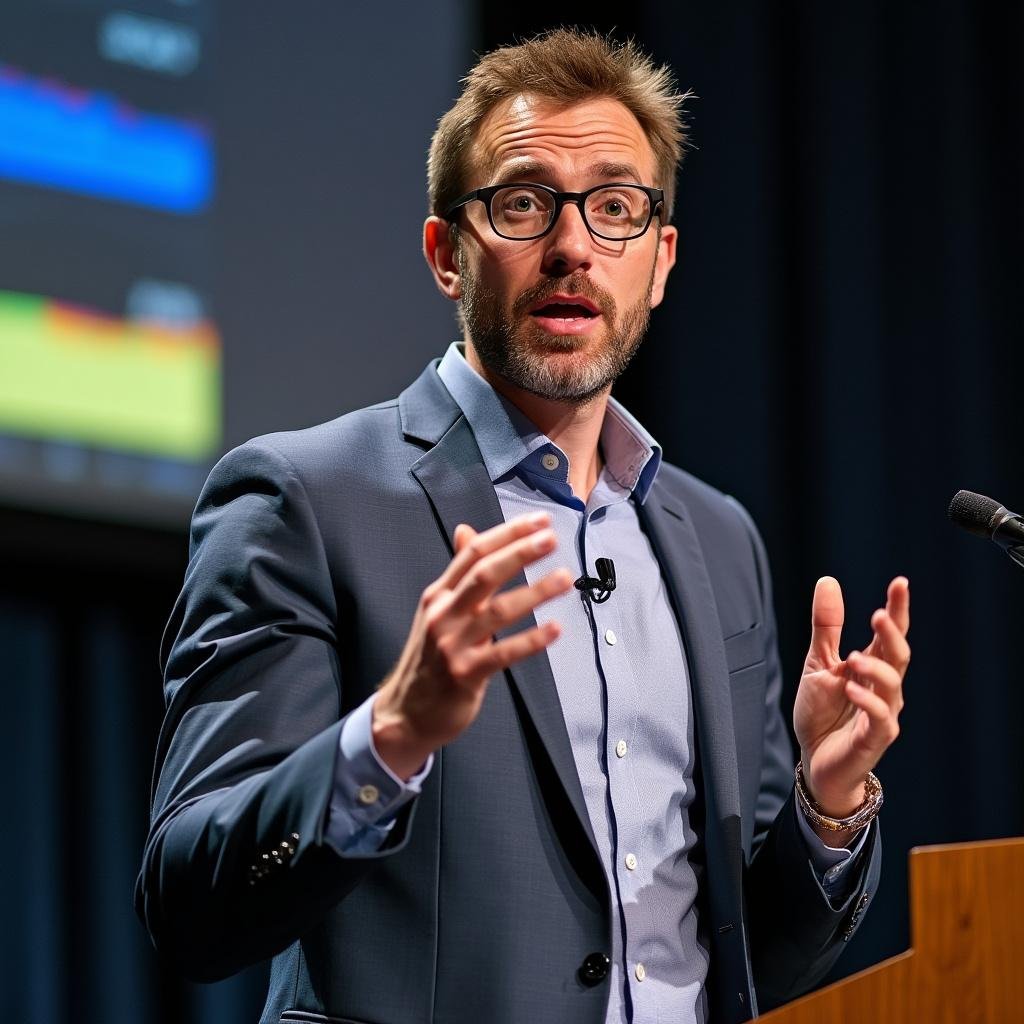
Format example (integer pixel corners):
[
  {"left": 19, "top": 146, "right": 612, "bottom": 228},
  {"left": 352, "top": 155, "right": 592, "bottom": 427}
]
[{"left": 469, "top": 94, "right": 657, "bottom": 184}]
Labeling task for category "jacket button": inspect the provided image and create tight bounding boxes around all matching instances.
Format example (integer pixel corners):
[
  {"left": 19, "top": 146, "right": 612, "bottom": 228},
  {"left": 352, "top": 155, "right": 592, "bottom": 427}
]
[{"left": 578, "top": 952, "right": 611, "bottom": 987}]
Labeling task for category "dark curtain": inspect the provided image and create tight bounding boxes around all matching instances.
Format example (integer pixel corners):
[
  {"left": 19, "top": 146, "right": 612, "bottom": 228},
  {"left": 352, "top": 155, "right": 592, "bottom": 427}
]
[
  {"left": 622, "top": 0, "right": 1024, "bottom": 977},
  {"left": 485, "top": 0, "right": 1024, "bottom": 979},
  {"left": 0, "top": 514, "right": 269, "bottom": 1019},
  {"left": 2, "top": 2, "right": 1021, "bottom": 1019}
]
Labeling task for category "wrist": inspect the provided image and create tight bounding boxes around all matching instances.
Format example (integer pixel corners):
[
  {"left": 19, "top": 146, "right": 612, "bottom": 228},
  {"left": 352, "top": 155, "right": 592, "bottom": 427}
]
[
  {"left": 795, "top": 760, "right": 883, "bottom": 839},
  {"left": 798, "top": 750, "right": 867, "bottom": 817},
  {"left": 371, "top": 696, "right": 434, "bottom": 782},
  {"left": 808, "top": 780, "right": 866, "bottom": 819}
]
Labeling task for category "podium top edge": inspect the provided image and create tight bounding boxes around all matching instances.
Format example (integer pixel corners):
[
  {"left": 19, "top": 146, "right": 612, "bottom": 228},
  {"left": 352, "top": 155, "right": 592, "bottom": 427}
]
[{"left": 909, "top": 835, "right": 1024, "bottom": 856}]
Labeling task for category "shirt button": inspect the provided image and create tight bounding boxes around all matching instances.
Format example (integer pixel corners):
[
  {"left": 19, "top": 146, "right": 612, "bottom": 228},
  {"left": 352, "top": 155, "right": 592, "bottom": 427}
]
[
  {"left": 635, "top": 963, "right": 647, "bottom": 982},
  {"left": 604, "top": 629, "right": 617, "bottom": 646},
  {"left": 615, "top": 739, "right": 628, "bottom": 758},
  {"left": 825, "top": 867, "right": 841, "bottom": 882},
  {"left": 357, "top": 784, "right": 380, "bottom": 805},
  {"left": 541, "top": 452, "right": 560, "bottom": 471},
  {"left": 624, "top": 853, "right": 638, "bottom": 871}
]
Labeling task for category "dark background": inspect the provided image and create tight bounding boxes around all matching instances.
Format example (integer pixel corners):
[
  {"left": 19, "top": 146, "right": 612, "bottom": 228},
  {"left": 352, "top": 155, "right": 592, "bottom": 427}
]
[{"left": 2, "top": 1, "right": 1022, "bottom": 1020}]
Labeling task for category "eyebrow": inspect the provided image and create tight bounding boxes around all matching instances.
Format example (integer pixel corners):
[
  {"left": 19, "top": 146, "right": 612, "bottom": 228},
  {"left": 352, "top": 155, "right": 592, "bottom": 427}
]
[{"left": 487, "top": 159, "right": 646, "bottom": 187}]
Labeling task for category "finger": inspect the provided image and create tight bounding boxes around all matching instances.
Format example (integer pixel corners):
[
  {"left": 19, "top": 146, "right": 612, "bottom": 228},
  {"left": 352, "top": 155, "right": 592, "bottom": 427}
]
[
  {"left": 453, "top": 523, "right": 477, "bottom": 554},
  {"left": 458, "top": 569, "right": 574, "bottom": 645},
  {"left": 448, "top": 529, "right": 559, "bottom": 614},
  {"left": 435, "top": 513, "right": 551, "bottom": 593},
  {"left": 869, "top": 608, "right": 911, "bottom": 674},
  {"left": 885, "top": 576, "right": 910, "bottom": 635},
  {"left": 845, "top": 679, "right": 900, "bottom": 751},
  {"left": 463, "top": 620, "right": 562, "bottom": 680},
  {"left": 846, "top": 651, "right": 904, "bottom": 711},
  {"left": 809, "top": 576, "right": 844, "bottom": 663}
]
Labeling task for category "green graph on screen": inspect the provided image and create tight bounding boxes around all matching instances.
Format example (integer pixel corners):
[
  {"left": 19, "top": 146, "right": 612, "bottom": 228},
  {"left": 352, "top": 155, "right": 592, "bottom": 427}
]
[{"left": 0, "top": 289, "right": 221, "bottom": 459}]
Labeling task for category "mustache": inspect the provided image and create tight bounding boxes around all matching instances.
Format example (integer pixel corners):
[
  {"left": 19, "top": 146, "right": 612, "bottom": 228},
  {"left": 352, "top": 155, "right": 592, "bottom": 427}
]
[{"left": 511, "top": 274, "right": 617, "bottom": 319}]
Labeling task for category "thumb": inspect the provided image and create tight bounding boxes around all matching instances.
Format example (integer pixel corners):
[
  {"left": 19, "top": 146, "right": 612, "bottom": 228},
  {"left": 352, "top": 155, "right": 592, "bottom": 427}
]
[
  {"left": 453, "top": 523, "right": 478, "bottom": 553},
  {"left": 809, "top": 576, "right": 844, "bottom": 663}
]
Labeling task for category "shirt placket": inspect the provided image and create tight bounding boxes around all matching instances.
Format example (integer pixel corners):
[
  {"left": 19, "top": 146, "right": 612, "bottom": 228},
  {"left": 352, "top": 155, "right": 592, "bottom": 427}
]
[
  {"left": 581, "top": 503, "right": 656, "bottom": 1022},
  {"left": 436, "top": 344, "right": 705, "bottom": 1024}
]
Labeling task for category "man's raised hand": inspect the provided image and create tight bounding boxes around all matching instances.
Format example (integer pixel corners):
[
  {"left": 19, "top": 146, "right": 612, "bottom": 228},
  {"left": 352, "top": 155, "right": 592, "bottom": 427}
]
[
  {"left": 372, "top": 513, "right": 573, "bottom": 779},
  {"left": 792, "top": 575, "right": 910, "bottom": 839}
]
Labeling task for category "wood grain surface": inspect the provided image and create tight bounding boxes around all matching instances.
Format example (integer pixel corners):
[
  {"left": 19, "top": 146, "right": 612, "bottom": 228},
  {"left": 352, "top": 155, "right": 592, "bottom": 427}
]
[{"left": 755, "top": 836, "right": 1024, "bottom": 1023}]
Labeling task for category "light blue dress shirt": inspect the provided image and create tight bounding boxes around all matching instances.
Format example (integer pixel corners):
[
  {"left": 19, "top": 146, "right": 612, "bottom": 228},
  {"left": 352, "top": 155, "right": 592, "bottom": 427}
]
[{"left": 325, "top": 342, "right": 866, "bottom": 1022}]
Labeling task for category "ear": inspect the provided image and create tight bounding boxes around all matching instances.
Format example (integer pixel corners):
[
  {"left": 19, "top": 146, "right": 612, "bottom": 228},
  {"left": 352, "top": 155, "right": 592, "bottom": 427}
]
[
  {"left": 423, "top": 216, "right": 462, "bottom": 301},
  {"left": 649, "top": 223, "right": 677, "bottom": 309}
]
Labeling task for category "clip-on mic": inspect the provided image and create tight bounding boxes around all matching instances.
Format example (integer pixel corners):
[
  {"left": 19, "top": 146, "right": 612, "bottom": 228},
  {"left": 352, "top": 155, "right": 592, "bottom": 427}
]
[{"left": 574, "top": 557, "right": 616, "bottom": 604}]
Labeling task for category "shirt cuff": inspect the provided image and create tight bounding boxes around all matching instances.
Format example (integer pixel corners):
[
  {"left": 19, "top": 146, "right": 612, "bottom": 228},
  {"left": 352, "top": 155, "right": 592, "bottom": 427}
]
[
  {"left": 794, "top": 797, "right": 871, "bottom": 891},
  {"left": 324, "top": 694, "right": 433, "bottom": 855}
]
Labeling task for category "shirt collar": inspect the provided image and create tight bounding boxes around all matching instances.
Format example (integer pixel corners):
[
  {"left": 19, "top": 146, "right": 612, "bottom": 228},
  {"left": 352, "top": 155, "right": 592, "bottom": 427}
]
[{"left": 436, "top": 342, "right": 662, "bottom": 504}]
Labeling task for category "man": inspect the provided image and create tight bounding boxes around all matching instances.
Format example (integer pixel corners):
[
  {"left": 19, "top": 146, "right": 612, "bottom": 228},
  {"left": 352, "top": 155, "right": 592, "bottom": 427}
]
[{"left": 137, "top": 29, "right": 909, "bottom": 1024}]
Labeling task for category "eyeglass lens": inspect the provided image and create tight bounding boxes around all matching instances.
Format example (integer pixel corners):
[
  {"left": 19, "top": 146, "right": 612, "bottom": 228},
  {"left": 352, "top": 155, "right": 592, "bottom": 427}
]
[{"left": 490, "top": 185, "right": 651, "bottom": 239}]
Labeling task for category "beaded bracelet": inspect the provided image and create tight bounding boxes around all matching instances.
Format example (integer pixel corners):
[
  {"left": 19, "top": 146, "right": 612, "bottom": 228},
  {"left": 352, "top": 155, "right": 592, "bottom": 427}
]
[{"left": 795, "top": 761, "right": 883, "bottom": 832}]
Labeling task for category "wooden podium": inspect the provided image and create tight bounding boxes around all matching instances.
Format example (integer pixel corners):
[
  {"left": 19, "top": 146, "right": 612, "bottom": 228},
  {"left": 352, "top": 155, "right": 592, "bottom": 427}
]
[{"left": 757, "top": 837, "right": 1024, "bottom": 1023}]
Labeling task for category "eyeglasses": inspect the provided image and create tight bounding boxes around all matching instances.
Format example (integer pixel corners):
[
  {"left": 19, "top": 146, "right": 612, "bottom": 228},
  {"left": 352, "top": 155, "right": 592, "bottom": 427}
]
[{"left": 443, "top": 182, "right": 665, "bottom": 242}]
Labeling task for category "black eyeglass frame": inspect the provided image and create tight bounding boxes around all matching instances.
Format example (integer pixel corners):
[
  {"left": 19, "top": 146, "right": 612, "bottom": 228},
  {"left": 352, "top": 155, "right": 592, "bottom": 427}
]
[{"left": 442, "top": 181, "right": 666, "bottom": 242}]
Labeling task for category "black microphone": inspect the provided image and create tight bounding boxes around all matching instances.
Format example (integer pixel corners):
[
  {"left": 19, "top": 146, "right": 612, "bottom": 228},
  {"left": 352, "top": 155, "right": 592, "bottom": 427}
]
[
  {"left": 575, "top": 557, "right": 616, "bottom": 603},
  {"left": 948, "top": 490, "right": 1024, "bottom": 570}
]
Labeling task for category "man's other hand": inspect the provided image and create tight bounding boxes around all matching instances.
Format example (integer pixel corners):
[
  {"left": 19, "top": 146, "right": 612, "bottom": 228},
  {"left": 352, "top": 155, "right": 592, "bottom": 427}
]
[
  {"left": 372, "top": 513, "right": 573, "bottom": 779},
  {"left": 793, "top": 576, "right": 910, "bottom": 840}
]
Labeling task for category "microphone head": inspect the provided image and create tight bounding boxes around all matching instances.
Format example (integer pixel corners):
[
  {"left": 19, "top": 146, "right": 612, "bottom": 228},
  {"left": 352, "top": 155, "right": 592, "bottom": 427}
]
[{"left": 948, "top": 489, "right": 1001, "bottom": 537}]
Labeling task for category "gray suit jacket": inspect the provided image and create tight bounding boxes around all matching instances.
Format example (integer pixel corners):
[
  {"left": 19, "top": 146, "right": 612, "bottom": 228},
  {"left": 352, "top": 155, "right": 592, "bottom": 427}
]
[{"left": 136, "top": 360, "right": 880, "bottom": 1024}]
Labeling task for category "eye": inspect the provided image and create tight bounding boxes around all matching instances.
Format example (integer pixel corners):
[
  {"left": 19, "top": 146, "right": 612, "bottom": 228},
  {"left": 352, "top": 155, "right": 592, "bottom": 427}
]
[
  {"left": 598, "top": 192, "right": 641, "bottom": 218},
  {"left": 587, "top": 188, "right": 651, "bottom": 233},
  {"left": 500, "top": 190, "right": 544, "bottom": 214}
]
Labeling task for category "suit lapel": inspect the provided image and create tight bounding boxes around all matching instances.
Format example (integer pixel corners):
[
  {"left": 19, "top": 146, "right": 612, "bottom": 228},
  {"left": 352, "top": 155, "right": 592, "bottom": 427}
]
[
  {"left": 637, "top": 486, "right": 742, "bottom": 834},
  {"left": 638, "top": 486, "right": 753, "bottom": 1014},
  {"left": 403, "top": 368, "right": 599, "bottom": 855}
]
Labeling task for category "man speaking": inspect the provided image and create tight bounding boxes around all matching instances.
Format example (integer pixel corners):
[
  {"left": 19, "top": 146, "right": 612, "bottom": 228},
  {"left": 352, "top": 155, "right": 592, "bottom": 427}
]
[{"left": 137, "top": 29, "right": 910, "bottom": 1024}]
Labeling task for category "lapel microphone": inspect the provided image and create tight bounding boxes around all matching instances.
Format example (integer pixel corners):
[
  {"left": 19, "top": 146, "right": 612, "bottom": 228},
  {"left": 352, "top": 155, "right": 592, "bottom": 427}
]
[{"left": 574, "top": 557, "right": 616, "bottom": 604}]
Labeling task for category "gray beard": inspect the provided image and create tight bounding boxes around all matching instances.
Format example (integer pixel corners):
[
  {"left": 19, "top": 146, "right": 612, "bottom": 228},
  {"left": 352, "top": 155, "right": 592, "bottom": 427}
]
[{"left": 458, "top": 259, "right": 654, "bottom": 407}]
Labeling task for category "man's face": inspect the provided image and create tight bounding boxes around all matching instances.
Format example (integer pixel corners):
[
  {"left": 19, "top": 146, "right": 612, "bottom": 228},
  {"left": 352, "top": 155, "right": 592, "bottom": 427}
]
[{"left": 429, "top": 95, "right": 677, "bottom": 405}]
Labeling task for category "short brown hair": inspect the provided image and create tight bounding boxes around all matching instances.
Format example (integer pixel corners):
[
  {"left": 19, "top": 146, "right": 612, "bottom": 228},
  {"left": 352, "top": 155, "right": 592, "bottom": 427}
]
[{"left": 428, "top": 28, "right": 693, "bottom": 222}]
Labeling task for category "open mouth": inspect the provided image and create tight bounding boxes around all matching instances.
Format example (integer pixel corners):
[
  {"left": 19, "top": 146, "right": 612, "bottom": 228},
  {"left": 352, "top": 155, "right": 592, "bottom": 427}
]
[
  {"left": 530, "top": 302, "right": 599, "bottom": 320},
  {"left": 525, "top": 293, "right": 604, "bottom": 335},
  {"left": 528, "top": 293, "right": 601, "bottom": 321}
]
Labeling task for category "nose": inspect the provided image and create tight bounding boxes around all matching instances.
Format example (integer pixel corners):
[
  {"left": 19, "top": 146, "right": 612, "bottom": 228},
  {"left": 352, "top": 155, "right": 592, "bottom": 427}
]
[{"left": 540, "top": 199, "right": 593, "bottom": 276}]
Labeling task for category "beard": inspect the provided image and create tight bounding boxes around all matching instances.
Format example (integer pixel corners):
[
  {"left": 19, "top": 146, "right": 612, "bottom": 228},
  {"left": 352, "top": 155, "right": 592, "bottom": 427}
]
[{"left": 457, "top": 255, "right": 655, "bottom": 406}]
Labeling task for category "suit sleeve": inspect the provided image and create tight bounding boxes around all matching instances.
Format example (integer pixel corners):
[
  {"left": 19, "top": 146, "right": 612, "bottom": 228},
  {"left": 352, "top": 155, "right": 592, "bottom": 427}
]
[
  {"left": 135, "top": 438, "right": 419, "bottom": 981},
  {"left": 727, "top": 497, "right": 882, "bottom": 1012}
]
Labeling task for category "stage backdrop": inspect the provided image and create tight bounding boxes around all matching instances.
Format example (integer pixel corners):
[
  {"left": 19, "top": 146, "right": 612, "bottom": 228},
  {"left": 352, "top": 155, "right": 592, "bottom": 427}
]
[
  {"left": 2, "top": 1, "right": 1022, "bottom": 1020},
  {"left": 0, "top": 0, "right": 471, "bottom": 1018}
]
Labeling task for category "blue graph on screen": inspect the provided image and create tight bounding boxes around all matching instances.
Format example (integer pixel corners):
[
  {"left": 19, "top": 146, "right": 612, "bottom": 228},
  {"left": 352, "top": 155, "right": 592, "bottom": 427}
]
[{"left": 0, "top": 64, "right": 213, "bottom": 213}]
